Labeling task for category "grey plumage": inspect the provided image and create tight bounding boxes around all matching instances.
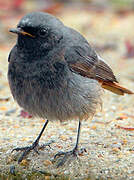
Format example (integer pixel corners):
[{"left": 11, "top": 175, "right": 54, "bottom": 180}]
[
  {"left": 9, "top": 12, "right": 132, "bottom": 164},
  {"left": 8, "top": 12, "right": 103, "bottom": 122}
]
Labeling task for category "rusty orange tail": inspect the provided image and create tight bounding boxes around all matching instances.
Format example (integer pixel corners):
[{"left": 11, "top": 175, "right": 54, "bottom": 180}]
[{"left": 101, "top": 81, "right": 134, "bottom": 95}]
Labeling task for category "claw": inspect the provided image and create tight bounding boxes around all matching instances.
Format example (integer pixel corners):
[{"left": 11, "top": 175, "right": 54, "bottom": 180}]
[
  {"left": 54, "top": 151, "right": 65, "bottom": 159},
  {"left": 17, "top": 144, "right": 40, "bottom": 163},
  {"left": 54, "top": 147, "right": 87, "bottom": 167},
  {"left": 54, "top": 149, "right": 78, "bottom": 167},
  {"left": 38, "top": 140, "right": 55, "bottom": 150},
  {"left": 11, "top": 120, "right": 49, "bottom": 163},
  {"left": 11, "top": 146, "right": 30, "bottom": 153},
  {"left": 54, "top": 150, "right": 76, "bottom": 159},
  {"left": 11, "top": 140, "right": 54, "bottom": 163}
]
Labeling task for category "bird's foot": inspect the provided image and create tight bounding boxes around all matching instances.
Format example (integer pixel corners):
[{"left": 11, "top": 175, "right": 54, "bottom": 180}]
[
  {"left": 54, "top": 147, "right": 86, "bottom": 167},
  {"left": 12, "top": 140, "right": 54, "bottom": 163}
]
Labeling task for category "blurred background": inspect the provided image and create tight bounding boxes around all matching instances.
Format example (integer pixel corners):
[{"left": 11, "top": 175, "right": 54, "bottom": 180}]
[{"left": 0, "top": 1, "right": 134, "bottom": 179}]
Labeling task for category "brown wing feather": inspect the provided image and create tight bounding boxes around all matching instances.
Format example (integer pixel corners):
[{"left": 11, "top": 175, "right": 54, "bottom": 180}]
[
  {"left": 70, "top": 54, "right": 133, "bottom": 95},
  {"left": 70, "top": 57, "right": 117, "bottom": 82},
  {"left": 95, "top": 60, "right": 118, "bottom": 82}
]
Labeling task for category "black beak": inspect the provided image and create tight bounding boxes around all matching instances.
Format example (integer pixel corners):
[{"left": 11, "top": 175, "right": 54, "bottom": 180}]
[{"left": 9, "top": 28, "right": 35, "bottom": 38}]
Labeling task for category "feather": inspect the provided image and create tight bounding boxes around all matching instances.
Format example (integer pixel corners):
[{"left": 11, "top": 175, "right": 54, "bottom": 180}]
[
  {"left": 101, "top": 81, "right": 134, "bottom": 95},
  {"left": 69, "top": 47, "right": 133, "bottom": 95}
]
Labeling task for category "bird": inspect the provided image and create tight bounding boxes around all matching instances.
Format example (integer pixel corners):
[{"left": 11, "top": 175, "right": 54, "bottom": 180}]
[{"left": 8, "top": 11, "right": 133, "bottom": 166}]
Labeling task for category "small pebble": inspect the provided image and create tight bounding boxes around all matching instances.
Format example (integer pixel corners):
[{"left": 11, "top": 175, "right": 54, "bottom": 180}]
[
  {"left": 44, "top": 160, "right": 52, "bottom": 166},
  {"left": 20, "top": 159, "right": 29, "bottom": 166}
]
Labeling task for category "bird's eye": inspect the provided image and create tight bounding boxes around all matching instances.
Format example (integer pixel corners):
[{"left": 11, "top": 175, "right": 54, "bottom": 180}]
[{"left": 38, "top": 28, "right": 48, "bottom": 37}]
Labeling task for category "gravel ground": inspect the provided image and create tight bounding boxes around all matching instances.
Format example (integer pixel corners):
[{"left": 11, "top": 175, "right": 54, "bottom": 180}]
[{"left": 0, "top": 8, "right": 134, "bottom": 180}]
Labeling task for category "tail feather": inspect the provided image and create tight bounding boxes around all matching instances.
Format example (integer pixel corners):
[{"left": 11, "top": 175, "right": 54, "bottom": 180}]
[{"left": 101, "top": 81, "right": 134, "bottom": 95}]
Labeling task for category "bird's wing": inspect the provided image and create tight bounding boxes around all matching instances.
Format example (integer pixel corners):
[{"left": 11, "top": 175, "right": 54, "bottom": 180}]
[
  {"left": 66, "top": 46, "right": 133, "bottom": 95},
  {"left": 8, "top": 45, "right": 17, "bottom": 62},
  {"left": 66, "top": 45, "right": 117, "bottom": 83}
]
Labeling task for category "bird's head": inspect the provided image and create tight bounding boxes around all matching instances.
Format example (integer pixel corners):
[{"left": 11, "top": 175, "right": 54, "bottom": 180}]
[{"left": 10, "top": 12, "right": 64, "bottom": 55}]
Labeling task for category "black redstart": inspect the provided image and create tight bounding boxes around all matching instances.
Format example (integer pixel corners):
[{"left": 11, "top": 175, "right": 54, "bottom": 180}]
[{"left": 8, "top": 12, "right": 133, "bottom": 166}]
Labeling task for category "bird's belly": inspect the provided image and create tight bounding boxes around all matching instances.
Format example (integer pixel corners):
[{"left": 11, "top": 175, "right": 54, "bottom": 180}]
[{"left": 9, "top": 71, "right": 102, "bottom": 121}]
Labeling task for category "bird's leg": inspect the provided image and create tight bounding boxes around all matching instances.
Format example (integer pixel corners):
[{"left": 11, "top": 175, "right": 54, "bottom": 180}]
[
  {"left": 54, "top": 120, "right": 85, "bottom": 167},
  {"left": 12, "top": 120, "right": 50, "bottom": 163}
]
